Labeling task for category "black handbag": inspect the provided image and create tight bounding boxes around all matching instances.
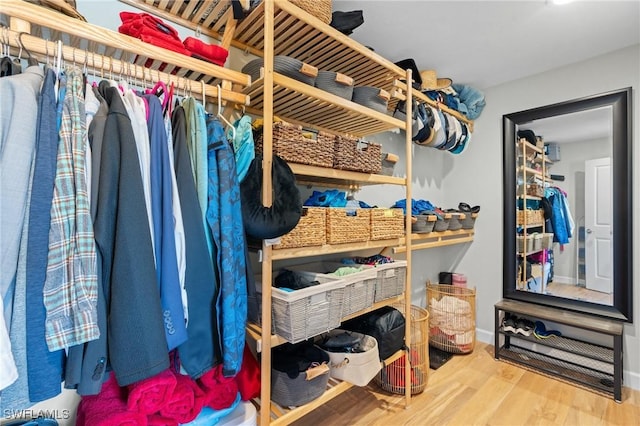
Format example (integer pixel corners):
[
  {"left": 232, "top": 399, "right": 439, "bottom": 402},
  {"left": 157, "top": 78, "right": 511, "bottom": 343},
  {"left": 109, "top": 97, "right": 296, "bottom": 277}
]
[{"left": 340, "top": 306, "right": 406, "bottom": 360}]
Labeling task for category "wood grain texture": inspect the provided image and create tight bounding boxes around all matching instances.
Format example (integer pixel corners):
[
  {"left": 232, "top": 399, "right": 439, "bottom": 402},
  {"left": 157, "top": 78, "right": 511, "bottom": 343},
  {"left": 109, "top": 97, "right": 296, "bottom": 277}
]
[{"left": 290, "top": 343, "right": 640, "bottom": 426}]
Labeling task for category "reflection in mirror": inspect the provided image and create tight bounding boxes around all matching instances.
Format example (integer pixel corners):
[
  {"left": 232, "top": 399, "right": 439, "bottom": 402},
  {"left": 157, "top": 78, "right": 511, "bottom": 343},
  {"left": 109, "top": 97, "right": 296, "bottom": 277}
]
[
  {"left": 502, "top": 87, "right": 632, "bottom": 322},
  {"left": 516, "top": 107, "right": 613, "bottom": 306}
]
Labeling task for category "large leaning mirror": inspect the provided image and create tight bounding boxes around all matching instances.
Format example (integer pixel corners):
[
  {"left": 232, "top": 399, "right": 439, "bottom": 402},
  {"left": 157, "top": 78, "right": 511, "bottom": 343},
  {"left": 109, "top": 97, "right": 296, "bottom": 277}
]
[{"left": 503, "top": 88, "right": 632, "bottom": 322}]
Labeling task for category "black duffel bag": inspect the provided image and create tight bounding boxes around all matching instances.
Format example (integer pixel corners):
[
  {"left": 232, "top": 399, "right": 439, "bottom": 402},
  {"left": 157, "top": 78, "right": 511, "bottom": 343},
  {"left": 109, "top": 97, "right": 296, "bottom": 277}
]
[{"left": 340, "top": 306, "right": 406, "bottom": 360}]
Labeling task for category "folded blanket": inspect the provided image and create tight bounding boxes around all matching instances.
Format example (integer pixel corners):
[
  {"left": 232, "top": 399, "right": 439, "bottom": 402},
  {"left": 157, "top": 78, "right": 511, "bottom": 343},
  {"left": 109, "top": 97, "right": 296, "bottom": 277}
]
[
  {"left": 159, "top": 371, "right": 206, "bottom": 423},
  {"left": 77, "top": 373, "right": 148, "bottom": 426},
  {"left": 235, "top": 344, "right": 261, "bottom": 401},
  {"left": 183, "top": 37, "right": 229, "bottom": 66},
  {"left": 198, "top": 365, "right": 239, "bottom": 410},
  {"left": 127, "top": 368, "right": 177, "bottom": 415}
]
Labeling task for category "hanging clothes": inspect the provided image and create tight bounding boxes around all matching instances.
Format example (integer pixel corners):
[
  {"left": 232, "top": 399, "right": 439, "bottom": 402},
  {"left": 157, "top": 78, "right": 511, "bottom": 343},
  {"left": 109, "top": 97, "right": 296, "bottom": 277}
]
[
  {"left": 25, "top": 67, "right": 65, "bottom": 403},
  {"left": 205, "top": 117, "right": 247, "bottom": 377},
  {"left": 96, "top": 83, "right": 168, "bottom": 387},
  {"left": 545, "top": 187, "right": 573, "bottom": 245},
  {"left": 0, "top": 65, "right": 44, "bottom": 397},
  {"left": 144, "top": 93, "right": 188, "bottom": 351},
  {"left": 43, "top": 66, "right": 99, "bottom": 351},
  {"left": 173, "top": 105, "right": 222, "bottom": 379}
]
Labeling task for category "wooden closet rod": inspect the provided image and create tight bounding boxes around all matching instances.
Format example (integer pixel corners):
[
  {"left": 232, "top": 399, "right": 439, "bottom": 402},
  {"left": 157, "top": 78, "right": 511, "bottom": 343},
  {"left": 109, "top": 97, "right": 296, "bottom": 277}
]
[{"left": 4, "top": 28, "right": 249, "bottom": 106}]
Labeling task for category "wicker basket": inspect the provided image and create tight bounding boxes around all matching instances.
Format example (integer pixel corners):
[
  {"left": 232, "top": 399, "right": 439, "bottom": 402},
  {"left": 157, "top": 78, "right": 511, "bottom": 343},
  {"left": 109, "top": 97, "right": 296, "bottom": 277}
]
[
  {"left": 516, "top": 209, "right": 544, "bottom": 226},
  {"left": 427, "top": 283, "right": 476, "bottom": 354},
  {"left": 370, "top": 208, "right": 405, "bottom": 240},
  {"left": 254, "top": 121, "right": 334, "bottom": 168},
  {"left": 325, "top": 208, "right": 371, "bottom": 244},
  {"left": 333, "top": 136, "right": 382, "bottom": 174},
  {"left": 375, "top": 305, "right": 429, "bottom": 395},
  {"left": 273, "top": 207, "right": 326, "bottom": 249},
  {"left": 372, "top": 261, "right": 407, "bottom": 302},
  {"left": 289, "top": 0, "right": 332, "bottom": 24}
]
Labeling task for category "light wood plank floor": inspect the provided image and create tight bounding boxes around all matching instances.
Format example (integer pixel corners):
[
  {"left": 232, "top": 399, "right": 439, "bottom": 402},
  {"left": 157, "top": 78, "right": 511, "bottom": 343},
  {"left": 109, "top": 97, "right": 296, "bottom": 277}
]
[
  {"left": 545, "top": 282, "right": 613, "bottom": 305},
  {"left": 291, "top": 343, "right": 640, "bottom": 426}
]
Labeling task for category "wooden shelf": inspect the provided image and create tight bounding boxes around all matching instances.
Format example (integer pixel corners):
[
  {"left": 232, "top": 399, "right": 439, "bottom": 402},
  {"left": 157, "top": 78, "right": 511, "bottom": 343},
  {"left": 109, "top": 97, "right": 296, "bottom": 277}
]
[
  {"left": 268, "top": 238, "right": 404, "bottom": 261},
  {"left": 290, "top": 163, "right": 406, "bottom": 188},
  {"left": 244, "top": 73, "right": 404, "bottom": 137},
  {"left": 517, "top": 139, "right": 543, "bottom": 154},
  {"left": 393, "top": 230, "right": 475, "bottom": 253}
]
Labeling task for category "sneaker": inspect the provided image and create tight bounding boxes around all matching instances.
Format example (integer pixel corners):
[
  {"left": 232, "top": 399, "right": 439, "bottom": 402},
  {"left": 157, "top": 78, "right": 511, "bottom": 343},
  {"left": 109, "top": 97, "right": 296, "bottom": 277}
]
[
  {"left": 533, "top": 320, "right": 562, "bottom": 338},
  {"left": 502, "top": 313, "right": 518, "bottom": 333},
  {"left": 515, "top": 318, "right": 535, "bottom": 336}
]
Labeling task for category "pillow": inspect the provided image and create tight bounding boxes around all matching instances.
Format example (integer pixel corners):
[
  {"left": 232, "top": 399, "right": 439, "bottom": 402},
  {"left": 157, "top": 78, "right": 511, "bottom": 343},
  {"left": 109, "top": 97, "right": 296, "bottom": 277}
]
[{"left": 240, "top": 154, "right": 302, "bottom": 240}]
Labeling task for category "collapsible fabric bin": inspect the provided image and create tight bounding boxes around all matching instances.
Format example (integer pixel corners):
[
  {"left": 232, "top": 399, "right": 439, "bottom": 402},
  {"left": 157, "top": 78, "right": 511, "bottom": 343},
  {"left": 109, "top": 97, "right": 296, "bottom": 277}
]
[
  {"left": 316, "top": 329, "right": 382, "bottom": 386},
  {"left": 271, "top": 342, "right": 330, "bottom": 407},
  {"left": 255, "top": 272, "right": 346, "bottom": 343},
  {"left": 287, "top": 261, "right": 378, "bottom": 316}
]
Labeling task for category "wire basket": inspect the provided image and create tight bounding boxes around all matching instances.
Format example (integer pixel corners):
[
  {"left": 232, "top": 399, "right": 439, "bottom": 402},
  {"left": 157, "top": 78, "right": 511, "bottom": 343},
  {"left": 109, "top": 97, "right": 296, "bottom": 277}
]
[
  {"left": 273, "top": 207, "right": 326, "bottom": 249},
  {"left": 375, "top": 304, "right": 429, "bottom": 395},
  {"left": 427, "top": 282, "right": 476, "bottom": 354},
  {"left": 325, "top": 208, "right": 371, "bottom": 244},
  {"left": 333, "top": 136, "right": 382, "bottom": 174},
  {"left": 370, "top": 208, "right": 405, "bottom": 240},
  {"left": 255, "top": 121, "right": 334, "bottom": 168}
]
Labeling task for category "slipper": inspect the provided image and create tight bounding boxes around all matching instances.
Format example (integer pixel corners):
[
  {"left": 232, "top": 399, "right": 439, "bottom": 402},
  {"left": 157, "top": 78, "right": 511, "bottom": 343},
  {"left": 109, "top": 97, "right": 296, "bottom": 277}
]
[
  {"left": 458, "top": 202, "right": 472, "bottom": 213},
  {"left": 471, "top": 205, "right": 481, "bottom": 213}
]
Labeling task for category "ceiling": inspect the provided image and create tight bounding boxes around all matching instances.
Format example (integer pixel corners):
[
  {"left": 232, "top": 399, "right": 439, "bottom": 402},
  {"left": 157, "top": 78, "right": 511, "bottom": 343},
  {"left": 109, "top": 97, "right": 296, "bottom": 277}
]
[{"left": 332, "top": 0, "right": 640, "bottom": 90}]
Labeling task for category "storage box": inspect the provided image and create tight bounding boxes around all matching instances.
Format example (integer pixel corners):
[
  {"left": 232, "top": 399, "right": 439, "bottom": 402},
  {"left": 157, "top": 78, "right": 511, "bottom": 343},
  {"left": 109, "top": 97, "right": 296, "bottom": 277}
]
[
  {"left": 461, "top": 212, "right": 478, "bottom": 230},
  {"left": 412, "top": 213, "right": 436, "bottom": 233},
  {"left": 541, "top": 232, "right": 554, "bottom": 249},
  {"left": 333, "top": 136, "right": 382, "bottom": 174},
  {"left": 317, "top": 330, "right": 382, "bottom": 386},
  {"left": 372, "top": 260, "right": 408, "bottom": 302},
  {"left": 273, "top": 207, "right": 326, "bottom": 249},
  {"left": 370, "top": 208, "right": 405, "bottom": 240},
  {"left": 326, "top": 208, "right": 370, "bottom": 244},
  {"left": 287, "top": 261, "right": 377, "bottom": 317},
  {"left": 545, "top": 142, "right": 561, "bottom": 161},
  {"left": 254, "top": 121, "right": 334, "bottom": 168},
  {"left": 447, "top": 213, "right": 464, "bottom": 231},
  {"left": 256, "top": 272, "right": 346, "bottom": 344}
]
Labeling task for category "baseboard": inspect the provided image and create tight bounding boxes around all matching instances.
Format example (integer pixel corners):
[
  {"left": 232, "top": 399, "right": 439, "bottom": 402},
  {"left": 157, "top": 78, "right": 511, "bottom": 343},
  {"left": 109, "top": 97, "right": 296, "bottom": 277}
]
[
  {"left": 475, "top": 328, "right": 640, "bottom": 391},
  {"left": 551, "top": 275, "right": 573, "bottom": 284}
]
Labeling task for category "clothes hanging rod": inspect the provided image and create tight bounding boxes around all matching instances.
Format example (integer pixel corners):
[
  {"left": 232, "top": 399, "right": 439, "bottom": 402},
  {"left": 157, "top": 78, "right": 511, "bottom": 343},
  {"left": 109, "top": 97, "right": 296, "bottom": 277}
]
[{"left": 4, "top": 28, "right": 249, "bottom": 106}]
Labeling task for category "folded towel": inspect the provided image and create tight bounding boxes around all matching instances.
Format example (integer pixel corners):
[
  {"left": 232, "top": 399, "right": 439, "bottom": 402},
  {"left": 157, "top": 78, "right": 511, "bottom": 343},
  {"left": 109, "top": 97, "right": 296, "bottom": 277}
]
[
  {"left": 183, "top": 37, "right": 229, "bottom": 67},
  {"left": 198, "top": 365, "right": 239, "bottom": 410},
  {"left": 159, "top": 371, "right": 206, "bottom": 423},
  {"left": 127, "top": 368, "right": 177, "bottom": 415},
  {"left": 77, "top": 373, "right": 148, "bottom": 426},
  {"left": 235, "top": 344, "right": 261, "bottom": 401},
  {"left": 147, "top": 414, "right": 178, "bottom": 426},
  {"left": 119, "top": 12, "right": 182, "bottom": 41}
]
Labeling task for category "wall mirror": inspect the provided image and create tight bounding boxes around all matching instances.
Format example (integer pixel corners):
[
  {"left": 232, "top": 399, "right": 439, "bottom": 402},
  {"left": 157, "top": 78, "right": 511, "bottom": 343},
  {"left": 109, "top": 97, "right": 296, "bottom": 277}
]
[{"left": 502, "top": 88, "right": 632, "bottom": 322}]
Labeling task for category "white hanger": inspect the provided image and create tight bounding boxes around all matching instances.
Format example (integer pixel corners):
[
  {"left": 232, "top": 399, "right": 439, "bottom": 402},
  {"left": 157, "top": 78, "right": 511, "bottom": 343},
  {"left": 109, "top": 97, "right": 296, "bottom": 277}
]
[
  {"left": 201, "top": 79, "right": 206, "bottom": 111},
  {"left": 217, "top": 84, "right": 236, "bottom": 141}
]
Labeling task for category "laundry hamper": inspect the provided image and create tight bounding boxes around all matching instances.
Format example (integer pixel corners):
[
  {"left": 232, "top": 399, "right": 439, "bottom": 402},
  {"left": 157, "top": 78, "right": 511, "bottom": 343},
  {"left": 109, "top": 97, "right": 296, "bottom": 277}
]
[
  {"left": 427, "top": 282, "right": 476, "bottom": 354},
  {"left": 374, "top": 304, "right": 429, "bottom": 395}
]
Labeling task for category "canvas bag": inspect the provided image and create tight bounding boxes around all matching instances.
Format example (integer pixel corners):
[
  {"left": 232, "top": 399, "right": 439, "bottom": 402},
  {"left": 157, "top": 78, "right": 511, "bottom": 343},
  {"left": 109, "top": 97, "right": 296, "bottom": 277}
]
[{"left": 317, "top": 330, "right": 382, "bottom": 386}]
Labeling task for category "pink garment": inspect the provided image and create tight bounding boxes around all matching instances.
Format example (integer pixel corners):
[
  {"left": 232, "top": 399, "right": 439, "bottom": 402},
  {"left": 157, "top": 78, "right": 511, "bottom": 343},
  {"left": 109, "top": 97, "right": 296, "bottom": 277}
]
[
  {"left": 159, "top": 371, "right": 206, "bottom": 423},
  {"left": 198, "top": 365, "right": 239, "bottom": 410},
  {"left": 76, "top": 373, "right": 148, "bottom": 426},
  {"left": 147, "top": 414, "right": 178, "bottom": 426},
  {"left": 127, "top": 368, "right": 177, "bottom": 415}
]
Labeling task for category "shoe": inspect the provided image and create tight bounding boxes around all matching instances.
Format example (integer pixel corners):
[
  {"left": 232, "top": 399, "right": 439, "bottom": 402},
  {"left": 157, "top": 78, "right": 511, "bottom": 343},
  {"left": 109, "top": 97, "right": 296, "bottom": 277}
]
[
  {"left": 502, "top": 313, "right": 518, "bottom": 333},
  {"left": 533, "top": 320, "right": 562, "bottom": 338},
  {"left": 515, "top": 318, "right": 535, "bottom": 336}
]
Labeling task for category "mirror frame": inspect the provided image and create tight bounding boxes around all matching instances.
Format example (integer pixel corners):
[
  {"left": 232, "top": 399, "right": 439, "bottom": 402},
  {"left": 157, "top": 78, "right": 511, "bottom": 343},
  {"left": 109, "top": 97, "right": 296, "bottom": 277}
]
[{"left": 502, "top": 87, "right": 633, "bottom": 322}]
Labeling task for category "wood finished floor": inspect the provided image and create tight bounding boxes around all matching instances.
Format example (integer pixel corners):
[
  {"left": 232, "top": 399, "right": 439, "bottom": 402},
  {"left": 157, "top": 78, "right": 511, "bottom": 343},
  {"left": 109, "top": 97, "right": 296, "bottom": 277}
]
[
  {"left": 545, "top": 282, "right": 613, "bottom": 305},
  {"left": 291, "top": 343, "right": 640, "bottom": 426}
]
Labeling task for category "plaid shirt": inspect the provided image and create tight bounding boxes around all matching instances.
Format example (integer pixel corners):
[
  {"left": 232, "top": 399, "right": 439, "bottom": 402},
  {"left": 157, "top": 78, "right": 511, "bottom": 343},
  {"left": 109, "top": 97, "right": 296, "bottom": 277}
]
[{"left": 44, "top": 66, "right": 99, "bottom": 351}]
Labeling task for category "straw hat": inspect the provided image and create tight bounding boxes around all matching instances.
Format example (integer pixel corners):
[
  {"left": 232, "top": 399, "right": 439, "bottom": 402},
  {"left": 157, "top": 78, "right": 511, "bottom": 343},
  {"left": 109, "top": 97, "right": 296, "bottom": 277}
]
[{"left": 420, "top": 70, "right": 452, "bottom": 91}]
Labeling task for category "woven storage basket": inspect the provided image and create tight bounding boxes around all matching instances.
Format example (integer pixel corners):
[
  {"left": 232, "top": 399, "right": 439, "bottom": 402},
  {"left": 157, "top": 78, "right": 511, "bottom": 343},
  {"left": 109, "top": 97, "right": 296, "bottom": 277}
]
[
  {"left": 433, "top": 214, "right": 451, "bottom": 232},
  {"left": 256, "top": 272, "right": 346, "bottom": 344},
  {"left": 315, "top": 70, "right": 355, "bottom": 100},
  {"left": 427, "top": 282, "right": 476, "bottom": 354},
  {"left": 375, "top": 304, "right": 429, "bottom": 395},
  {"left": 372, "top": 261, "right": 407, "bottom": 302},
  {"left": 370, "top": 208, "right": 405, "bottom": 240},
  {"left": 516, "top": 209, "right": 544, "bottom": 226},
  {"left": 273, "top": 207, "right": 326, "bottom": 249},
  {"left": 287, "top": 261, "right": 377, "bottom": 316},
  {"left": 289, "top": 0, "right": 332, "bottom": 24},
  {"left": 333, "top": 136, "right": 382, "bottom": 174},
  {"left": 325, "top": 208, "right": 371, "bottom": 244},
  {"left": 461, "top": 212, "right": 478, "bottom": 230},
  {"left": 255, "top": 121, "right": 334, "bottom": 168},
  {"left": 242, "top": 55, "right": 318, "bottom": 86},
  {"left": 447, "top": 213, "right": 464, "bottom": 231},
  {"left": 352, "top": 86, "right": 389, "bottom": 113},
  {"left": 412, "top": 214, "right": 436, "bottom": 234}
]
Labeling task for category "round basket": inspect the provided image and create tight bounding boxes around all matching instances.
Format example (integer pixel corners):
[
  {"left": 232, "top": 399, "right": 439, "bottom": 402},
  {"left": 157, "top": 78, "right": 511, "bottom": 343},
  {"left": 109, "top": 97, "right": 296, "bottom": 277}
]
[
  {"left": 351, "top": 86, "right": 389, "bottom": 114},
  {"left": 374, "top": 305, "right": 429, "bottom": 395},
  {"left": 289, "top": 0, "right": 332, "bottom": 24},
  {"left": 427, "top": 283, "right": 476, "bottom": 354},
  {"left": 412, "top": 213, "right": 436, "bottom": 234},
  {"left": 242, "top": 55, "right": 317, "bottom": 86},
  {"left": 315, "top": 70, "right": 354, "bottom": 100}
]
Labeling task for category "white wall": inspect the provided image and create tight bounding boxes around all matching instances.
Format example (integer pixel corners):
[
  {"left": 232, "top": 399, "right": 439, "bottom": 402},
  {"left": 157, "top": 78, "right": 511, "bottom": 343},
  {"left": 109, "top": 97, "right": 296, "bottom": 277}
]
[{"left": 440, "top": 43, "right": 640, "bottom": 389}]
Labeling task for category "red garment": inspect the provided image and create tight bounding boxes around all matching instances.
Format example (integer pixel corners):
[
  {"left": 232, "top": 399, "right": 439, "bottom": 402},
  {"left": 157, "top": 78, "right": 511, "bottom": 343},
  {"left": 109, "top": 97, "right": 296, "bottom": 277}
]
[
  {"left": 159, "top": 371, "right": 207, "bottom": 424},
  {"left": 127, "top": 368, "right": 177, "bottom": 415},
  {"left": 183, "top": 37, "right": 229, "bottom": 66},
  {"left": 198, "top": 365, "right": 239, "bottom": 410},
  {"left": 147, "top": 415, "right": 178, "bottom": 426},
  {"left": 76, "top": 373, "right": 148, "bottom": 426},
  {"left": 235, "top": 343, "right": 261, "bottom": 401},
  {"left": 118, "top": 12, "right": 191, "bottom": 56}
]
